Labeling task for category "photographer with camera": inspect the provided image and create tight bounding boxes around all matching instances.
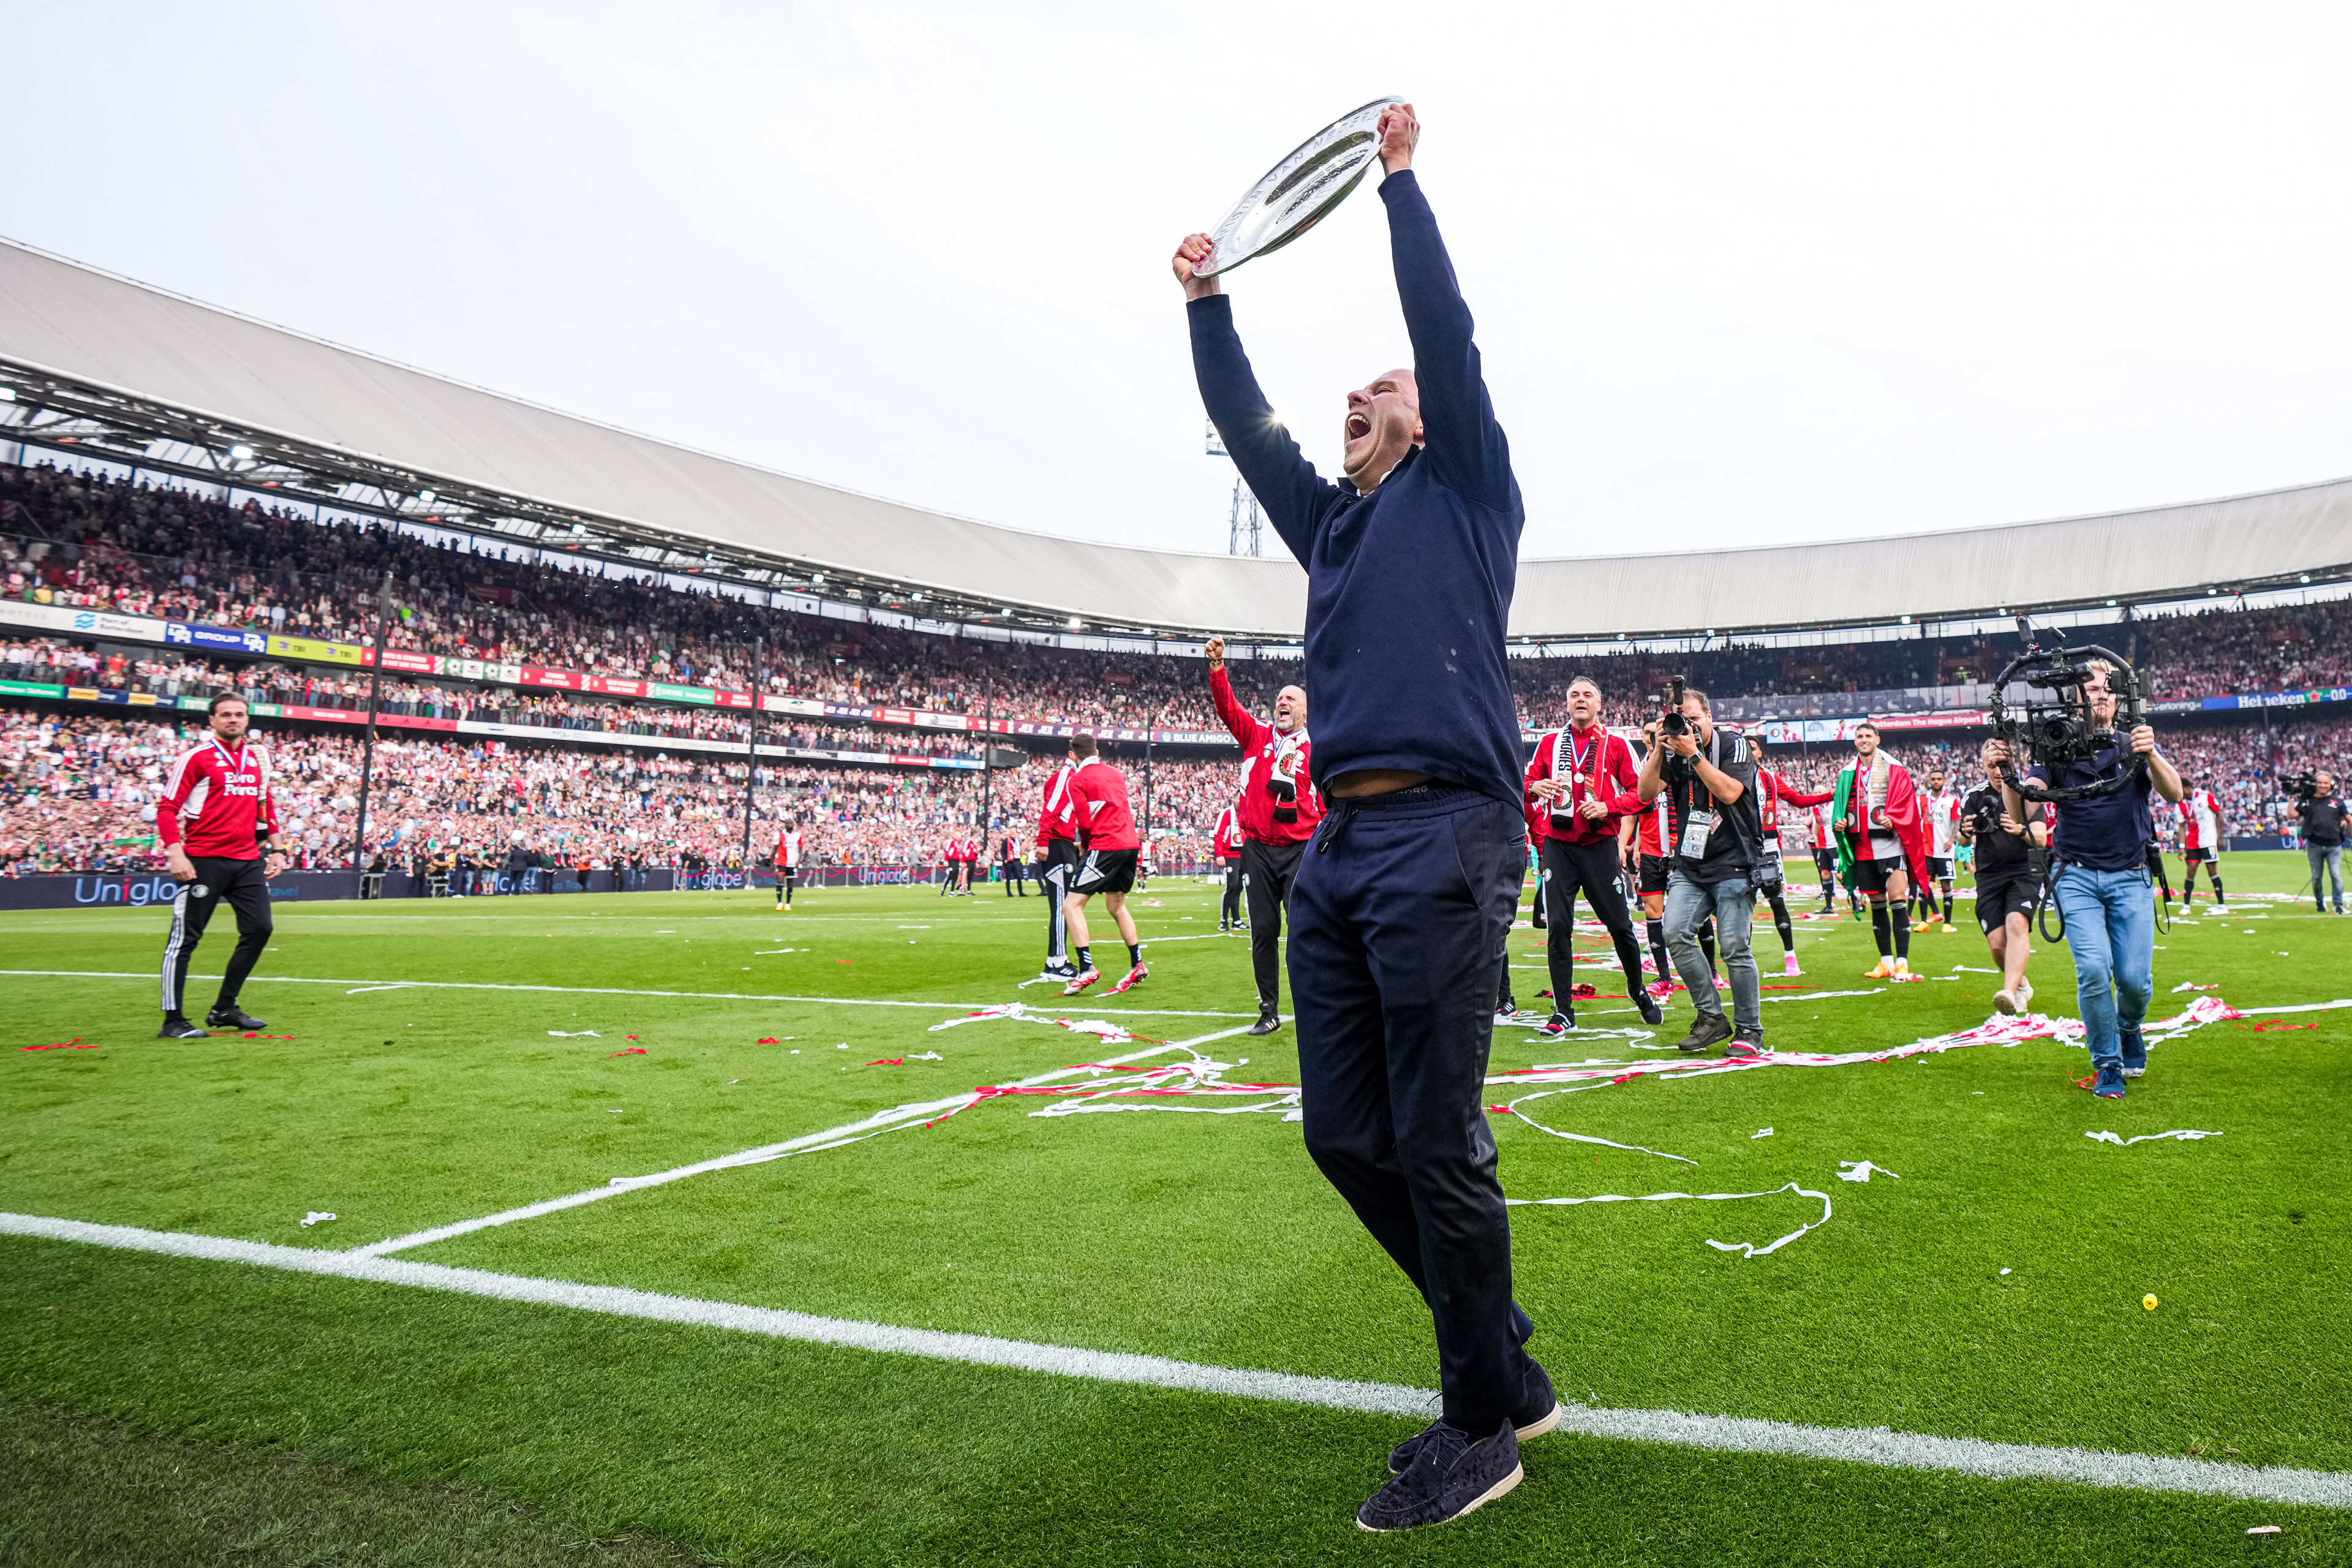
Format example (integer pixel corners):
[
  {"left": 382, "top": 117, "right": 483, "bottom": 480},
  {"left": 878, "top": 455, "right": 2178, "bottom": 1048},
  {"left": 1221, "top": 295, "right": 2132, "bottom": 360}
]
[
  {"left": 1634, "top": 685, "right": 1765, "bottom": 1057},
  {"left": 1994, "top": 661, "right": 2182, "bottom": 1099},
  {"left": 2292, "top": 771, "right": 2345, "bottom": 914},
  {"left": 1956, "top": 737, "right": 2046, "bottom": 1016}
]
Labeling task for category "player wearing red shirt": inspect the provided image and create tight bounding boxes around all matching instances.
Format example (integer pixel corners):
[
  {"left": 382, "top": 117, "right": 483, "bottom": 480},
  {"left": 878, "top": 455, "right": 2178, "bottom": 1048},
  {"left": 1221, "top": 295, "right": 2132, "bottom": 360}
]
[
  {"left": 1604, "top": 718, "right": 1687, "bottom": 995},
  {"left": 156, "top": 695, "right": 286, "bottom": 1036},
  {"left": 1749, "top": 736, "right": 1834, "bottom": 976},
  {"left": 1033, "top": 753, "right": 1082, "bottom": 976},
  {"left": 1523, "top": 676, "right": 1661, "bottom": 1031},
  {"left": 1212, "top": 797, "right": 1246, "bottom": 930},
  {"left": 1205, "top": 635, "right": 1319, "bottom": 1031},
  {"left": 1805, "top": 801, "right": 1841, "bottom": 914},
  {"left": 773, "top": 824, "right": 802, "bottom": 910},
  {"left": 2176, "top": 778, "right": 2228, "bottom": 910},
  {"left": 1056, "top": 734, "right": 1147, "bottom": 995}
]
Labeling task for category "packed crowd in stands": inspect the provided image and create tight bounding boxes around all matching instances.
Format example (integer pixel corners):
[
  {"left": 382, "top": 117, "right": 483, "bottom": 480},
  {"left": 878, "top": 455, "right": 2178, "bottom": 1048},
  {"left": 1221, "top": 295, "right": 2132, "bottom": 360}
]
[
  {"left": 0, "top": 638, "right": 982, "bottom": 757},
  {"left": 7, "top": 453, "right": 2352, "bottom": 875},
  {"left": 0, "top": 710, "right": 1243, "bottom": 875},
  {"left": 13, "top": 456, "right": 2351, "bottom": 744},
  {"left": 6, "top": 698, "right": 2342, "bottom": 875}
]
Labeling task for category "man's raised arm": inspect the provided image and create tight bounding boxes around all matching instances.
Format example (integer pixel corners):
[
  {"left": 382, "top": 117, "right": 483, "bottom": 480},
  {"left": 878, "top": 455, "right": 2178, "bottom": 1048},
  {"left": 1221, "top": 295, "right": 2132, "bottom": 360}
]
[
  {"left": 1204, "top": 635, "right": 1264, "bottom": 747},
  {"left": 1373, "top": 105, "right": 1515, "bottom": 516},
  {"left": 1175, "top": 235, "right": 1344, "bottom": 564}
]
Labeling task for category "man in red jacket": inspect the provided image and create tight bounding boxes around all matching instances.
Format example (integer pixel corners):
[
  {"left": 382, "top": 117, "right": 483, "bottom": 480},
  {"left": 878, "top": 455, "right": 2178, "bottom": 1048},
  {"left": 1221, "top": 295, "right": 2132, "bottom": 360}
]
[
  {"left": 1057, "top": 733, "right": 1148, "bottom": 995},
  {"left": 1205, "top": 635, "right": 1322, "bottom": 1035},
  {"left": 1212, "top": 796, "right": 1246, "bottom": 930},
  {"left": 1033, "top": 752, "right": 1082, "bottom": 978},
  {"left": 1525, "top": 677, "right": 1662, "bottom": 1035},
  {"left": 156, "top": 694, "right": 287, "bottom": 1038},
  {"left": 1749, "top": 735, "right": 1834, "bottom": 977}
]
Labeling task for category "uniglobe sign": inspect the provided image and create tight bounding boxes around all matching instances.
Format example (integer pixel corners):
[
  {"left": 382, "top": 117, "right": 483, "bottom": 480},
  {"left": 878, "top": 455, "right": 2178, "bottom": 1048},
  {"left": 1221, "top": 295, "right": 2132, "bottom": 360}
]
[{"left": 74, "top": 874, "right": 183, "bottom": 907}]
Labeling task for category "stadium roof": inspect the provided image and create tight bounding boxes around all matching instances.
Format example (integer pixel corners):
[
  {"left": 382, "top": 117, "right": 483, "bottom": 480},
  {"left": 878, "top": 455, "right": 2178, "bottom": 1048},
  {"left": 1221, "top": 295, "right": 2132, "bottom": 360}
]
[{"left": 3, "top": 236, "right": 2348, "bottom": 645}]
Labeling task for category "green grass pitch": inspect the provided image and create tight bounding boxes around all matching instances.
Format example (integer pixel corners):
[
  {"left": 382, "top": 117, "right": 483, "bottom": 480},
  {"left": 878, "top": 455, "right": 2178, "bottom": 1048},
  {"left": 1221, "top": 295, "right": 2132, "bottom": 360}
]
[{"left": 2, "top": 853, "right": 2347, "bottom": 1566}]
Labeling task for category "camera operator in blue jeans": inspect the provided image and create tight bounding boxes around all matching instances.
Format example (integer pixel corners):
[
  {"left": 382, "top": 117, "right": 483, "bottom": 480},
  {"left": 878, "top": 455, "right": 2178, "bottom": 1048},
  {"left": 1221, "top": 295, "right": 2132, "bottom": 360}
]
[
  {"left": 1992, "top": 662, "right": 2183, "bottom": 1099},
  {"left": 1633, "top": 688, "right": 1765, "bottom": 1057}
]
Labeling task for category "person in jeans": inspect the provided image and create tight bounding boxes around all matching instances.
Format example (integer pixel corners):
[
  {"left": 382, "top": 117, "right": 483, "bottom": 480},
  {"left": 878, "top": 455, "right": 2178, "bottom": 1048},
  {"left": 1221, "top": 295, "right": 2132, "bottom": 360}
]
[
  {"left": 1994, "top": 662, "right": 2184, "bottom": 1098},
  {"left": 1632, "top": 688, "right": 1765, "bottom": 1057},
  {"left": 2296, "top": 772, "right": 2345, "bottom": 913}
]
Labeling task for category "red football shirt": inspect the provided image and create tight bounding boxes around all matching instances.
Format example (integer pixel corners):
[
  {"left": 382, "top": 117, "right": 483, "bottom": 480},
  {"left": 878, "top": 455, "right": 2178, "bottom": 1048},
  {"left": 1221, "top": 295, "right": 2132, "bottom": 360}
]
[
  {"left": 1065, "top": 758, "right": 1139, "bottom": 851},
  {"left": 159, "top": 737, "right": 279, "bottom": 859}
]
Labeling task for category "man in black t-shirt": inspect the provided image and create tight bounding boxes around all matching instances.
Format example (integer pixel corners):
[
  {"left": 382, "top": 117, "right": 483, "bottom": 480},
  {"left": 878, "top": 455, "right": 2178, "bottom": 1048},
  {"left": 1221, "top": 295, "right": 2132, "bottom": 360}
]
[
  {"left": 2297, "top": 771, "right": 2345, "bottom": 914},
  {"left": 1634, "top": 688, "right": 1765, "bottom": 1057},
  {"left": 1956, "top": 737, "right": 2046, "bottom": 1016}
]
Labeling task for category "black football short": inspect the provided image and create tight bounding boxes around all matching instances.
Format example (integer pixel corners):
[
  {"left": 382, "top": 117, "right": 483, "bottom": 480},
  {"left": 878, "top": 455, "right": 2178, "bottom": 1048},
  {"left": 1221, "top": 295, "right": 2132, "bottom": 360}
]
[
  {"left": 1851, "top": 858, "right": 1907, "bottom": 895},
  {"left": 1073, "top": 848, "right": 1137, "bottom": 895},
  {"left": 1975, "top": 870, "right": 2039, "bottom": 933},
  {"left": 1637, "top": 853, "right": 1671, "bottom": 897},
  {"left": 1928, "top": 856, "right": 1953, "bottom": 878},
  {"left": 2185, "top": 846, "right": 2216, "bottom": 863},
  {"left": 1812, "top": 847, "right": 1837, "bottom": 875}
]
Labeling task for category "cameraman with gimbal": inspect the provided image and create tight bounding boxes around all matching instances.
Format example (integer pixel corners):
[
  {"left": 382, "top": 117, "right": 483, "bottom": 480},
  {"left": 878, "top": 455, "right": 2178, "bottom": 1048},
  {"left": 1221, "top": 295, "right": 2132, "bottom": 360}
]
[
  {"left": 2292, "top": 771, "right": 2345, "bottom": 914},
  {"left": 1993, "top": 662, "right": 2183, "bottom": 1099}
]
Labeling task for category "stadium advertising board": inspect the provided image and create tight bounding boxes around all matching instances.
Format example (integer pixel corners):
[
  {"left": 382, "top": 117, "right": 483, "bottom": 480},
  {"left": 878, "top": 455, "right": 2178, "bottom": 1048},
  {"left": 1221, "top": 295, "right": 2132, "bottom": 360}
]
[
  {"left": 0, "top": 600, "right": 171, "bottom": 643},
  {"left": 0, "top": 870, "right": 364, "bottom": 910},
  {"left": 165, "top": 622, "right": 271, "bottom": 655},
  {"left": 267, "top": 634, "right": 364, "bottom": 666}
]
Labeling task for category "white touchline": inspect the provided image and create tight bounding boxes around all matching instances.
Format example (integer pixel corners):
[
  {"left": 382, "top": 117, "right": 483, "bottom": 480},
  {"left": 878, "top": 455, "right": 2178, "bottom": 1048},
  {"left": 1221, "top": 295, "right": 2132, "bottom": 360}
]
[
  {"left": 0, "top": 971, "right": 1259, "bottom": 1022},
  {"left": 2, "top": 1212, "right": 2345, "bottom": 1509},
  {"left": 347, "top": 1023, "right": 1262, "bottom": 1258}
]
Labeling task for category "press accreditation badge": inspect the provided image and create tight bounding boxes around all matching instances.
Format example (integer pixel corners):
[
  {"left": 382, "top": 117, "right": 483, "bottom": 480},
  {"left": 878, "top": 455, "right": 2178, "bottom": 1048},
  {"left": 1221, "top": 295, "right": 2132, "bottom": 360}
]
[{"left": 1678, "top": 809, "right": 1717, "bottom": 859}]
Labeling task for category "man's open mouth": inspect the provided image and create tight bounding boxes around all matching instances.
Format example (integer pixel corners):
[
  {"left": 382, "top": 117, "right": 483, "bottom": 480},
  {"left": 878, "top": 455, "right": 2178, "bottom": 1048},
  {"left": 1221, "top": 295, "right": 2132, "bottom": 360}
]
[{"left": 1344, "top": 412, "right": 1371, "bottom": 442}]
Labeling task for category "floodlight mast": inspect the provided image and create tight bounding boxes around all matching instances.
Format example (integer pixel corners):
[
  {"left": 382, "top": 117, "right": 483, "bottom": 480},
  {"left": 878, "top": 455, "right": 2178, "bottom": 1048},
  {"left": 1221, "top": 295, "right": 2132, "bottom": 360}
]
[{"left": 1205, "top": 420, "right": 1262, "bottom": 558}]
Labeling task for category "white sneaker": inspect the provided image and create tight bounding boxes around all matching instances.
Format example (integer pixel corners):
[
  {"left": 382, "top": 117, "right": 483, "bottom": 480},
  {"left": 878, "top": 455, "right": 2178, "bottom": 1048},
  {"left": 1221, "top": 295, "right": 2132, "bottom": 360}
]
[
  {"left": 1992, "top": 986, "right": 2018, "bottom": 1016},
  {"left": 2013, "top": 978, "right": 2032, "bottom": 1011}
]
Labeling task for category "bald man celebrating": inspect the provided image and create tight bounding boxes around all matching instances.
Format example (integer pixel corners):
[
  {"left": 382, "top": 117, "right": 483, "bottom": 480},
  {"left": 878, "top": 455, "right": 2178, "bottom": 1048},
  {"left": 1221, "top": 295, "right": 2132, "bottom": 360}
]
[
  {"left": 1205, "top": 635, "right": 1320, "bottom": 1033},
  {"left": 1176, "top": 103, "right": 1550, "bottom": 1531}
]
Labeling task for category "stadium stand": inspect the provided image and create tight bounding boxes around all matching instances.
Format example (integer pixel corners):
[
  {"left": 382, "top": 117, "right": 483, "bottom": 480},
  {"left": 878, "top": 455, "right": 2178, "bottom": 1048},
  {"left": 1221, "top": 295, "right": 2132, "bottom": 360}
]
[{"left": 6, "top": 447, "right": 2351, "bottom": 875}]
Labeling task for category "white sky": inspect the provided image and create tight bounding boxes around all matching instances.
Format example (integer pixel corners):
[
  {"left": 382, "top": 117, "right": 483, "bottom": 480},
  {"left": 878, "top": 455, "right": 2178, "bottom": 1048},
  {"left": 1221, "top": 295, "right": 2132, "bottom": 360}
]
[{"left": 9, "top": 2, "right": 2352, "bottom": 562}]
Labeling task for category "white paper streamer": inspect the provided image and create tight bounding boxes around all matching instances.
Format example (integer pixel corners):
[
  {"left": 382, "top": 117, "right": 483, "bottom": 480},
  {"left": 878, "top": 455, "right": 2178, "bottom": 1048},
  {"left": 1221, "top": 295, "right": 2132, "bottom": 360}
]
[
  {"left": 2086, "top": 1129, "right": 2220, "bottom": 1146},
  {"left": 1508, "top": 1182, "right": 1833, "bottom": 1259}
]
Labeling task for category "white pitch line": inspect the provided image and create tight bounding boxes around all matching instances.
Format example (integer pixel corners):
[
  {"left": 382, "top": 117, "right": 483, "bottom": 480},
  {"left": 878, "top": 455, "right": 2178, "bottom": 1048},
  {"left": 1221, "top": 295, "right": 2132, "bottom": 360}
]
[
  {"left": 0, "top": 971, "right": 1259, "bottom": 1021},
  {"left": 3, "top": 1211, "right": 2346, "bottom": 1508},
  {"left": 348, "top": 1023, "right": 1259, "bottom": 1258}
]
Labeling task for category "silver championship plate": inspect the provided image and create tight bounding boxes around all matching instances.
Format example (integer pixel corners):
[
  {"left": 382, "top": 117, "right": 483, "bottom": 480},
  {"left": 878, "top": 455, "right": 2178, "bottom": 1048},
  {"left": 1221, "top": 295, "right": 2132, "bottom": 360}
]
[{"left": 1197, "top": 96, "right": 1401, "bottom": 277}]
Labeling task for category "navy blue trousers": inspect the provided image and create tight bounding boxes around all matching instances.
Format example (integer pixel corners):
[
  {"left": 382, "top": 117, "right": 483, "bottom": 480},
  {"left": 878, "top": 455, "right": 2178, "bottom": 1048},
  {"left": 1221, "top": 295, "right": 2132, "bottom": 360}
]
[{"left": 1289, "top": 785, "right": 1534, "bottom": 1431}]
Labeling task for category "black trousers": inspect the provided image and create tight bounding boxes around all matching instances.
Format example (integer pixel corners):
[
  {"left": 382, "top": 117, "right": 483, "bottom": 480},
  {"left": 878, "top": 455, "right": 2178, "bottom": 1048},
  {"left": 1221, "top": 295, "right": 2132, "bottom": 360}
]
[
  {"left": 1290, "top": 786, "right": 1535, "bottom": 1432},
  {"left": 1003, "top": 858, "right": 1026, "bottom": 895},
  {"left": 1241, "top": 838, "right": 1305, "bottom": 1013},
  {"left": 160, "top": 855, "right": 272, "bottom": 1016},
  {"left": 1540, "top": 835, "right": 1648, "bottom": 1005},
  {"left": 1041, "top": 840, "right": 1080, "bottom": 962},
  {"left": 1219, "top": 858, "right": 1243, "bottom": 924}
]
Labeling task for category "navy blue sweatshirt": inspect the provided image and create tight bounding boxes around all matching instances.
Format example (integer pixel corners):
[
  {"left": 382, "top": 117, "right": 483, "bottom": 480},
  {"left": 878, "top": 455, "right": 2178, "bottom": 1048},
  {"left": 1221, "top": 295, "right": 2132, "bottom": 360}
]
[{"left": 1188, "top": 170, "right": 1525, "bottom": 807}]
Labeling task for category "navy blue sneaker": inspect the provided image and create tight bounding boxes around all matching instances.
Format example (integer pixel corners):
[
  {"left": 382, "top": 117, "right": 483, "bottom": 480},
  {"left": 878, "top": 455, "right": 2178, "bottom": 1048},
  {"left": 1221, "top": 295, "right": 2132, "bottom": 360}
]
[
  {"left": 2092, "top": 1063, "right": 2126, "bottom": 1099},
  {"left": 1390, "top": 1359, "right": 1561, "bottom": 1474},
  {"left": 2120, "top": 1028, "right": 2147, "bottom": 1080},
  {"left": 1358, "top": 1419, "right": 1522, "bottom": 1532}
]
